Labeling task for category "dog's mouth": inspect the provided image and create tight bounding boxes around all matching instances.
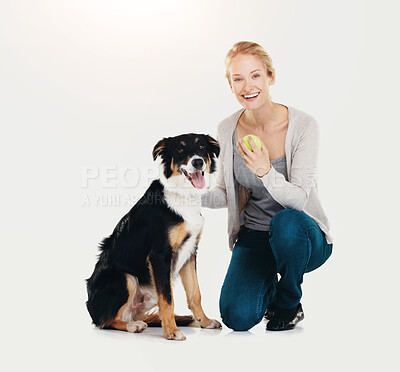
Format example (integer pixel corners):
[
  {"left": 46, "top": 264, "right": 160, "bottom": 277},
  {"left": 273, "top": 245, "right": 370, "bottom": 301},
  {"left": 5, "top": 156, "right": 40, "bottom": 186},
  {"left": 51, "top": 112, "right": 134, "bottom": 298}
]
[{"left": 181, "top": 169, "right": 205, "bottom": 189}]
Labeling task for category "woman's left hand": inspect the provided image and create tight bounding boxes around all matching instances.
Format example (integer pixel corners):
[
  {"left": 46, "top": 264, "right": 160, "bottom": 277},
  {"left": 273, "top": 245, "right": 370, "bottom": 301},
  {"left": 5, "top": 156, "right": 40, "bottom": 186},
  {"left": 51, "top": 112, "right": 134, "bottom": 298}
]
[{"left": 236, "top": 136, "right": 271, "bottom": 177}]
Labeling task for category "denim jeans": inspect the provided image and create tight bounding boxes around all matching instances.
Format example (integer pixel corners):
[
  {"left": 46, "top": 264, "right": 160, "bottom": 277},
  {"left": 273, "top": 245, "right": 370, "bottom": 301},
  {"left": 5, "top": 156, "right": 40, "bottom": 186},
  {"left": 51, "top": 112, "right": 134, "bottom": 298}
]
[{"left": 219, "top": 208, "right": 333, "bottom": 331}]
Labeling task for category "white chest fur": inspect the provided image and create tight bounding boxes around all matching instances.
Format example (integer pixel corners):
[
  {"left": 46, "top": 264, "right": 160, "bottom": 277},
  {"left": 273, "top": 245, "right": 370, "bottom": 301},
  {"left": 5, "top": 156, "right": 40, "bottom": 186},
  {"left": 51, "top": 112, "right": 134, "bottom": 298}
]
[
  {"left": 164, "top": 190, "right": 203, "bottom": 227},
  {"left": 164, "top": 190, "right": 204, "bottom": 277}
]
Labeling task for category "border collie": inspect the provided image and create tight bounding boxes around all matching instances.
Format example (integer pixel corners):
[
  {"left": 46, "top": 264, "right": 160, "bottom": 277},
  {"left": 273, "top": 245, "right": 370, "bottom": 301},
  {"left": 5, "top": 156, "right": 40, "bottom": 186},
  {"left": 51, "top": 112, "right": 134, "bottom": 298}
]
[{"left": 86, "top": 133, "right": 221, "bottom": 340}]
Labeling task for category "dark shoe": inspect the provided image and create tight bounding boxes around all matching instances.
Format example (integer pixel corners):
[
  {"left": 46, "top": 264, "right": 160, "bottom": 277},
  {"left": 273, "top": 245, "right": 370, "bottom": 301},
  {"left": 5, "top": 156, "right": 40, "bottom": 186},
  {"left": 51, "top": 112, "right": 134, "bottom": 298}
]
[
  {"left": 266, "top": 303, "right": 304, "bottom": 331},
  {"left": 264, "top": 303, "right": 277, "bottom": 320}
]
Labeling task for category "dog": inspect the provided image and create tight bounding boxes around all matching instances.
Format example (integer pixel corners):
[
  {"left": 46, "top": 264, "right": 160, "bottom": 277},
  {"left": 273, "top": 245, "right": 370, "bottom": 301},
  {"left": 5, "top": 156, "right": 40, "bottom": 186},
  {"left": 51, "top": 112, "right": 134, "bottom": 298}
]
[{"left": 86, "top": 133, "right": 222, "bottom": 340}]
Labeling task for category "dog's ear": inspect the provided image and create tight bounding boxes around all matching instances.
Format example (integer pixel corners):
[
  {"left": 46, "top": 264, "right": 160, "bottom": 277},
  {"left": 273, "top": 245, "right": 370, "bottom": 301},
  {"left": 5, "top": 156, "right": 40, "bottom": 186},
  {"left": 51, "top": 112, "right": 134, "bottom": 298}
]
[
  {"left": 205, "top": 135, "right": 220, "bottom": 158},
  {"left": 152, "top": 138, "right": 167, "bottom": 161}
]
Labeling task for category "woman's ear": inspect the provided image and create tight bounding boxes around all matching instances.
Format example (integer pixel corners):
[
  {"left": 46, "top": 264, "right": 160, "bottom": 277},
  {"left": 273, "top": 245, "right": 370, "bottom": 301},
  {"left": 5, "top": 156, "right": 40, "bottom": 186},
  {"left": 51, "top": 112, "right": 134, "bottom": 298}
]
[{"left": 269, "top": 74, "right": 275, "bottom": 86}]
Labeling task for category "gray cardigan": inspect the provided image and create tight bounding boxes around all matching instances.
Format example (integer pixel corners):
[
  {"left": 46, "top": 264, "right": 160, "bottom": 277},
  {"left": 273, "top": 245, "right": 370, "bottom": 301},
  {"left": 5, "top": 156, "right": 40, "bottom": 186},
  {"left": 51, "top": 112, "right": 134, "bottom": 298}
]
[{"left": 201, "top": 106, "right": 333, "bottom": 250}]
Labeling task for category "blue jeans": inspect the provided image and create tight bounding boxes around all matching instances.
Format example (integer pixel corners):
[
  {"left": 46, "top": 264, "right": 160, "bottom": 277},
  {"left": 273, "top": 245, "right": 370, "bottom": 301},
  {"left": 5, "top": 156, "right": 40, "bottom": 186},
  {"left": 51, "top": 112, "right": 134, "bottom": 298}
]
[{"left": 219, "top": 208, "right": 333, "bottom": 331}]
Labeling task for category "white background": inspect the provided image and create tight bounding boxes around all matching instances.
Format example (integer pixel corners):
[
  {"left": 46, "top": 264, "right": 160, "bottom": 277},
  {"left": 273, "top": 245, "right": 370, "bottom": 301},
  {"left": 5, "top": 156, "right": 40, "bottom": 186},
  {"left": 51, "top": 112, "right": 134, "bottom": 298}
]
[{"left": 1, "top": 0, "right": 399, "bottom": 371}]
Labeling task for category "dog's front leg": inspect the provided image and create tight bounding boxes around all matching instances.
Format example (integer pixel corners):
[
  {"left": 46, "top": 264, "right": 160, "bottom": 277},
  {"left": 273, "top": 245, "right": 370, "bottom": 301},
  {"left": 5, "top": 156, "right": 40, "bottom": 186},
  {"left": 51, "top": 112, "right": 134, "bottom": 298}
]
[
  {"left": 180, "top": 255, "right": 222, "bottom": 329},
  {"left": 148, "top": 257, "right": 186, "bottom": 341}
]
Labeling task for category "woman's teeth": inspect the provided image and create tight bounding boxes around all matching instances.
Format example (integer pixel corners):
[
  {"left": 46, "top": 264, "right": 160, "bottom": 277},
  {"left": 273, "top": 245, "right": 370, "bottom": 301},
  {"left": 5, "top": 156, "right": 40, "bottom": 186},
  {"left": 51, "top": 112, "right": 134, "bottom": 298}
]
[{"left": 243, "top": 92, "right": 260, "bottom": 99}]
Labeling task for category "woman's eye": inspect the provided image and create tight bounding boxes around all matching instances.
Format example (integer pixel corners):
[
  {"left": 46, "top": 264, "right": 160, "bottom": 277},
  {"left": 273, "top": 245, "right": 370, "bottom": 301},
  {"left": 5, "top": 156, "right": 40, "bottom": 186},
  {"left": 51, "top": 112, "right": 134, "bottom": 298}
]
[
  {"left": 253, "top": 74, "right": 260, "bottom": 79},
  {"left": 234, "top": 78, "right": 242, "bottom": 82}
]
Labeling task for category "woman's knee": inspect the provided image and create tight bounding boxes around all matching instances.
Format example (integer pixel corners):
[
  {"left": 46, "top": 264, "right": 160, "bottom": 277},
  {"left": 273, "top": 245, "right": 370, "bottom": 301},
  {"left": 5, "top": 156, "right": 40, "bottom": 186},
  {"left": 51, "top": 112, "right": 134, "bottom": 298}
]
[
  {"left": 219, "top": 288, "right": 259, "bottom": 331},
  {"left": 271, "top": 208, "right": 310, "bottom": 237},
  {"left": 270, "top": 209, "right": 310, "bottom": 256},
  {"left": 270, "top": 209, "right": 306, "bottom": 232},
  {"left": 219, "top": 306, "right": 259, "bottom": 331}
]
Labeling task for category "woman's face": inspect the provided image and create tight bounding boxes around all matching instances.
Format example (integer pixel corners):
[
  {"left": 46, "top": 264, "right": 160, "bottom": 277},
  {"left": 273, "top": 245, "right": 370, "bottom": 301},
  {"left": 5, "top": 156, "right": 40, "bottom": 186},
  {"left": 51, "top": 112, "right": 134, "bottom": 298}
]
[{"left": 228, "top": 53, "right": 274, "bottom": 111}]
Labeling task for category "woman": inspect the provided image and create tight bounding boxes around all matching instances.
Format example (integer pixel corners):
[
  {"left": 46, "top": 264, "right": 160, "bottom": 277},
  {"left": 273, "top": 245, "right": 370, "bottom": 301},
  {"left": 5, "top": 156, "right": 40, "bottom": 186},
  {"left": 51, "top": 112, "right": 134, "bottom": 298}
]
[{"left": 201, "top": 41, "right": 333, "bottom": 332}]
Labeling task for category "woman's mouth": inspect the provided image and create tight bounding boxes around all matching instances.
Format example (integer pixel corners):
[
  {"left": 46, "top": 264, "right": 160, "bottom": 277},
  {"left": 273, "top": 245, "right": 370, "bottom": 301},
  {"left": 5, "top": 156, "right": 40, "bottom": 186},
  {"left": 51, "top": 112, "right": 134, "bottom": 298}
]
[{"left": 242, "top": 92, "right": 260, "bottom": 102}]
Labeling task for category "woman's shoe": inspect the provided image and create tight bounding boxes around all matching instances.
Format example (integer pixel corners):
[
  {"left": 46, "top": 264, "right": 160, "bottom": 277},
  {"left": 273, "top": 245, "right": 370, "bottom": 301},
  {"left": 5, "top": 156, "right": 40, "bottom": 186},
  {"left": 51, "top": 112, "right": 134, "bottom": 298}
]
[
  {"left": 264, "top": 303, "right": 276, "bottom": 320},
  {"left": 266, "top": 303, "right": 304, "bottom": 331}
]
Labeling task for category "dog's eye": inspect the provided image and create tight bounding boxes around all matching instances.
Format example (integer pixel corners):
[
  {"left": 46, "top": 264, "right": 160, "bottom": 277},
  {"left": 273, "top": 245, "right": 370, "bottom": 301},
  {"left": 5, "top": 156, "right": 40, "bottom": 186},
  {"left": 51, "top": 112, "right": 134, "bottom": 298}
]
[
  {"left": 199, "top": 145, "right": 204, "bottom": 150},
  {"left": 178, "top": 149, "right": 183, "bottom": 154}
]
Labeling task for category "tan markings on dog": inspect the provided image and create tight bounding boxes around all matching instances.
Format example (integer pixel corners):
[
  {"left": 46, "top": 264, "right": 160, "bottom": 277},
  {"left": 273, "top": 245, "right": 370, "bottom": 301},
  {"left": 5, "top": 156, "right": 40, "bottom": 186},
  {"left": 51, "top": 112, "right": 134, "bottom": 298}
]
[
  {"left": 195, "top": 137, "right": 199, "bottom": 143},
  {"left": 205, "top": 155, "right": 211, "bottom": 173},
  {"left": 180, "top": 141, "right": 186, "bottom": 146},
  {"left": 208, "top": 138, "right": 218, "bottom": 147},
  {"left": 158, "top": 293, "right": 180, "bottom": 338},
  {"left": 179, "top": 255, "right": 213, "bottom": 328},
  {"left": 139, "top": 313, "right": 194, "bottom": 327},
  {"left": 109, "top": 319, "right": 147, "bottom": 333},
  {"left": 147, "top": 255, "right": 186, "bottom": 339},
  {"left": 153, "top": 142, "right": 165, "bottom": 160},
  {"left": 146, "top": 258, "right": 156, "bottom": 288},
  {"left": 105, "top": 274, "right": 137, "bottom": 330},
  {"left": 139, "top": 313, "right": 162, "bottom": 326},
  {"left": 168, "top": 222, "right": 190, "bottom": 251},
  {"left": 108, "top": 319, "right": 129, "bottom": 331},
  {"left": 170, "top": 158, "right": 181, "bottom": 177}
]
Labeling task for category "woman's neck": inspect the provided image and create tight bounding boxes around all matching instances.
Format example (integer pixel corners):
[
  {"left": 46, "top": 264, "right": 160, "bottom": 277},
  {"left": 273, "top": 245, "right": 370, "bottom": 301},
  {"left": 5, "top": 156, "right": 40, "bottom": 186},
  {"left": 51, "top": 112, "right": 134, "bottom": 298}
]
[{"left": 243, "top": 101, "right": 285, "bottom": 133}]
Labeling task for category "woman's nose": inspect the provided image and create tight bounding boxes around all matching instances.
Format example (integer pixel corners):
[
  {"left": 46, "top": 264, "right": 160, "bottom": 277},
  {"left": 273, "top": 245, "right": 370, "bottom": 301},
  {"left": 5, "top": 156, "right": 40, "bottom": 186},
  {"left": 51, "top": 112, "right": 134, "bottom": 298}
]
[{"left": 243, "top": 79, "right": 253, "bottom": 90}]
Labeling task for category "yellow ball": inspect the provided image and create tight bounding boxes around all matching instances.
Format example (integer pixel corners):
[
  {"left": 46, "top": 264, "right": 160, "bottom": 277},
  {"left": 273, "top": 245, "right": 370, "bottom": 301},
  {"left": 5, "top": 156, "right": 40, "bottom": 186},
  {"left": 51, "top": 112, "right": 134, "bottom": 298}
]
[{"left": 243, "top": 134, "right": 262, "bottom": 151}]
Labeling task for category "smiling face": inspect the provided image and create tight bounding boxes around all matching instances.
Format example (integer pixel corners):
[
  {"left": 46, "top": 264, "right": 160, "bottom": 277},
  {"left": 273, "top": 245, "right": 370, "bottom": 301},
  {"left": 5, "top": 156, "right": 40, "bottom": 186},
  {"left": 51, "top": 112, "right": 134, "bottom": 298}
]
[
  {"left": 152, "top": 134, "right": 220, "bottom": 195},
  {"left": 228, "top": 53, "right": 275, "bottom": 111}
]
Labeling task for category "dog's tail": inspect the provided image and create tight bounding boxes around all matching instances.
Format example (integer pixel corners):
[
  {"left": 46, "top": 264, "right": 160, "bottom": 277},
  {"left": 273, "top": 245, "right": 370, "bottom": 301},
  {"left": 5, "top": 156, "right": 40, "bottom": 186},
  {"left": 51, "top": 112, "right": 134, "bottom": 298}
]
[{"left": 142, "top": 313, "right": 196, "bottom": 327}]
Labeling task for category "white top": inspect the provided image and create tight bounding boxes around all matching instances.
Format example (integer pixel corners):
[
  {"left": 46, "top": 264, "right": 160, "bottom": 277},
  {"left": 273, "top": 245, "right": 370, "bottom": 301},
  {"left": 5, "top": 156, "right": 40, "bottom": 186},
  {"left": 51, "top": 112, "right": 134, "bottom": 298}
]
[{"left": 201, "top": 106, "right": 333, "bottom": 250}]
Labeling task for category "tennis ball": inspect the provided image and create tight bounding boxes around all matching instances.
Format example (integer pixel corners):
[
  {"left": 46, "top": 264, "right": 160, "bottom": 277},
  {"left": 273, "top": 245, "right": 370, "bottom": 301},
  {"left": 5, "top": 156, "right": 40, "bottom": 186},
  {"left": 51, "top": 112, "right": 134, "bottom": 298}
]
[{"left": 243, "top": 134, "right": 262, "bottom": 151}]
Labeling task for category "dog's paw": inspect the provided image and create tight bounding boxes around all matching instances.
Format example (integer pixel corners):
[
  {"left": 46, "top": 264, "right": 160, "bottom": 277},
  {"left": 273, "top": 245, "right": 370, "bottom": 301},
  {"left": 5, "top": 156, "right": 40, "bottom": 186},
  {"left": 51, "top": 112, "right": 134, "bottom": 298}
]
[
  {"left": 165, "top": 328, "right": 186, "bottom": 341},
  {"left": 201, "top": 318, "right": 222, "bottom": 329},
  {"left": 127, "top": 321, "right": 148, "bottom": 333}
]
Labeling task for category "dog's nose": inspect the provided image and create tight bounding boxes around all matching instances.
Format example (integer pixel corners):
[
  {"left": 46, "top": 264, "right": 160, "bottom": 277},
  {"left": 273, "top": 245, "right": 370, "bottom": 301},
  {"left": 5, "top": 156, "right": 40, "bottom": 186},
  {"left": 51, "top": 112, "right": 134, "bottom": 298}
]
[{"left": 192, "top": 158, "right": 204, "bottom": 169}]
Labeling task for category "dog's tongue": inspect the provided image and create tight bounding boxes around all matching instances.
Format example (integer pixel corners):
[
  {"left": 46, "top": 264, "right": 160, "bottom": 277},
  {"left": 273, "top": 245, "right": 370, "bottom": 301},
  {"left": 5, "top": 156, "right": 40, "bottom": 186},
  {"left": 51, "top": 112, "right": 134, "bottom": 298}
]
[{"left": 191, "top": 171, "right": 205, "bottom": 189}]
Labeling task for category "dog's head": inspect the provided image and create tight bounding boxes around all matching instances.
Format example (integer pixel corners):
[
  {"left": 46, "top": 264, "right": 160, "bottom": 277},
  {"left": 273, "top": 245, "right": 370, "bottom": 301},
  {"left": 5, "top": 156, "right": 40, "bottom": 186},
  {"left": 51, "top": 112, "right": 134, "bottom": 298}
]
[{"left": 152, "top": 133, "right": 220, "bottom": 195}]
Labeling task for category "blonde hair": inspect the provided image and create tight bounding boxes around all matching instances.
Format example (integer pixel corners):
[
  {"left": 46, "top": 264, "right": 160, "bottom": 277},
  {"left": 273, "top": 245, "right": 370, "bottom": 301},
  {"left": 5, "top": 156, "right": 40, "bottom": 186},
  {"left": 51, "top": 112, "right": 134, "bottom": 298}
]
[{"left": 225, "top": 41, "right": 275, "bottom": 83}]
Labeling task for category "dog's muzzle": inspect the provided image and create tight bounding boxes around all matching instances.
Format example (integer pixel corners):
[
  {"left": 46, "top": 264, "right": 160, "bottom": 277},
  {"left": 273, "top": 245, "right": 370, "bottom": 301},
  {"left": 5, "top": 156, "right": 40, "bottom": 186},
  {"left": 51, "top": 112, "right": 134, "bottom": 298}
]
[
  {"left": 191, "top": 158, "right": 204, "bottom": 170},
  {"left": 181, "top": 157, "right": 206, "bottom": 189}
]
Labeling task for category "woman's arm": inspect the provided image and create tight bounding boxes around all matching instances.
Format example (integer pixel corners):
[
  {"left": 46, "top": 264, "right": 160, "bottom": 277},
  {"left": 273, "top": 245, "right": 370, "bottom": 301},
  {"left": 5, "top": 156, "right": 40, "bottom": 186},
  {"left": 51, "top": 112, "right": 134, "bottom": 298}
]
[
  {"left": 259, "top": 119, "right": 319, "bottom": 210},
  {"left": 237, "top": 118, "right": 320, "bottom": 211}
]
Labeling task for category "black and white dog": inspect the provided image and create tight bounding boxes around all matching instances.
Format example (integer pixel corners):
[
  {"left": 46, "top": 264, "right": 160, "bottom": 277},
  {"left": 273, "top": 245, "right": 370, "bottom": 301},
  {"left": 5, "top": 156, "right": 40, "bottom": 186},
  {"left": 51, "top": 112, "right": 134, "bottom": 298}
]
[{"left": 86, "top": 133, "right": 221, "bottom": 341}]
